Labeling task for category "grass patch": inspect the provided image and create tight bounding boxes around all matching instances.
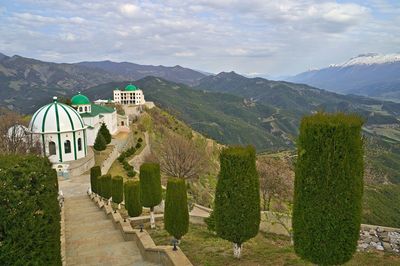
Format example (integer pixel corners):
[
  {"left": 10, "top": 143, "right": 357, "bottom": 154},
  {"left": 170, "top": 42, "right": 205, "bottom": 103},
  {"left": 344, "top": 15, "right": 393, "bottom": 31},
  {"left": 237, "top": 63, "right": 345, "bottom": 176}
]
[
  {"left": 148, "top": 223, "right": 400, "bottom": 266},
  {"left": 94, "top": 145, "right": 114, "bottom": 166}
]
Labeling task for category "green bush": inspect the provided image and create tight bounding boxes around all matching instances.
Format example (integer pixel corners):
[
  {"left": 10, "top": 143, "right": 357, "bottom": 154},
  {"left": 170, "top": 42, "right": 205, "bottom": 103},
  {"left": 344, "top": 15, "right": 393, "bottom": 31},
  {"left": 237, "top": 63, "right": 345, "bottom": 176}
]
[
  {"left": 0, "top": 155, "right": 61, "bottom": 265},
  {"left": 205, "top": 211, "right": 216, "bottom": 232},
  {"left": 136, "top": 142, "right": 142, "bottom": 149},
  {"left": 165, "top": 178, "right": 189, "bottom": 240},
  {"left": 94, "top": 131, "right": 107, "bottom": 151},
  {"left": 139, "top": 163, "right": 162, "bottom": 209},
  {"left": 214, "top": 146, "right": 260, "bottom": 256},
  {"left": 100, "top": 174, "right": 112, "bottom": 199},
  {"left": 124, "top": 180, "right": 142, "bottom": 217},
  {"left": 90, "top": 166, "right": 101, "bottom": 194},
  {"left": 138, "top": 137, "right": 143, "bottom": 143},
  {"left": 293, "top": 113, "right": 364, "bottom": 265},
  {"left": 112, "top": 176, "right": 123, "bottom": 204},
  {"left": 99, "top": 122, "right": 112, "bottom": 144},
  {"left": 96, "top": 175, "right": 103, "bottom": 196},
  {"left": 127, "top": 170, "right": 136, "bottom": 177}
]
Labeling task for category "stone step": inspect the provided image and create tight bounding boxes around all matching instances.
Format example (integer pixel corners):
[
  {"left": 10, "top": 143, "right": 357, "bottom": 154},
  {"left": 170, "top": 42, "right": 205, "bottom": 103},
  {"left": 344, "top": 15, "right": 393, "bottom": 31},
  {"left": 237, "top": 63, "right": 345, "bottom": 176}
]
[
  {"left": 65, "top": 208, "right": 105, "bottom": 218},
  {"left": 65, "top": 223, "right": 117, "bottom": 238},
  {"left": 63, "top": 193, "right": 159, "bottom": 265},
  {"left": 65, "top": 213, "right": 109, "bottom": 224}
]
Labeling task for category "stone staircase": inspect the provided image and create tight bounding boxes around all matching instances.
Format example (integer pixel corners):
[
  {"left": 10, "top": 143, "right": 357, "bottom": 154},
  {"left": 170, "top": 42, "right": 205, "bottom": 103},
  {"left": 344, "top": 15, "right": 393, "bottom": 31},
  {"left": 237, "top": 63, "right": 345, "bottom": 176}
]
[{"left": 64, "top": 195, "right": 157, "bottom": 266}]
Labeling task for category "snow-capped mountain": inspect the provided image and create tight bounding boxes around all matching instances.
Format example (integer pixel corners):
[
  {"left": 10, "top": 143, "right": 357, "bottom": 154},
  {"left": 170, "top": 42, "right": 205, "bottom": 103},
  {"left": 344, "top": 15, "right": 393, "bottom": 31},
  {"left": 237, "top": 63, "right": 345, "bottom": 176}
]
[
  {"left": 333, "top": 53, "right": 400, "bottom": 67},
  {"left": 287, "top": 53, "right": 400, "bottom": 101}
]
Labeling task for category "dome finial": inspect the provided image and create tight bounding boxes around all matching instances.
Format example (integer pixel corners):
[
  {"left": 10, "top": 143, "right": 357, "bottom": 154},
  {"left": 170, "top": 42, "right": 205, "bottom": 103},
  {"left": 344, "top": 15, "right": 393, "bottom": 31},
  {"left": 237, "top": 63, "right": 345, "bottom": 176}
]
[{"left": 53, "top": 96, "right": 58, "bottom": 102}]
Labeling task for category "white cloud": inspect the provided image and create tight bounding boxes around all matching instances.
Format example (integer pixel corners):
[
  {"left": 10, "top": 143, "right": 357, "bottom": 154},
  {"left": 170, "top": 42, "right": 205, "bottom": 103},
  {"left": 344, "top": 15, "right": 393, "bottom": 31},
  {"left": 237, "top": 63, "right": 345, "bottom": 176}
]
[
  {"left": 118, "top": 3, "right": 140, "bottom": 17},
  {"left": 0, "top": 0, "right": 398, "bottom": 76}
]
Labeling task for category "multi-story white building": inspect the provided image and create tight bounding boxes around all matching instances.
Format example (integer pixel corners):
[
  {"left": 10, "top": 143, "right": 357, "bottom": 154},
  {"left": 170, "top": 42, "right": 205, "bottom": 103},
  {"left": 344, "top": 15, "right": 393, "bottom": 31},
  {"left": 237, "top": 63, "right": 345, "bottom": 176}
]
[{"left": 113, "top": 84, "right": 145, "bottom": 105}]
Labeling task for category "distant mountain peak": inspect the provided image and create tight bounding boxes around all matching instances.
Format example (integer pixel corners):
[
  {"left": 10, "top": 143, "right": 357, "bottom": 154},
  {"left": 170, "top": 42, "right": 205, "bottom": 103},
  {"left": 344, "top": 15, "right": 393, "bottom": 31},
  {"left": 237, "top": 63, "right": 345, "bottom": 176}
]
[{"left": 334, "top": 53, "right": 400, "bottom": 67}]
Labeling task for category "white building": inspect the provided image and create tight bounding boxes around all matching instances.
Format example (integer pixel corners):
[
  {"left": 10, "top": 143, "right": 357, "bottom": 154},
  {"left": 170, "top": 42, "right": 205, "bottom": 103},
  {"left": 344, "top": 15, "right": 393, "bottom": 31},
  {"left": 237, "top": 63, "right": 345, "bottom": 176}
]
[
  {"left": 71, "top": 92, "right": 122, "bottom": 146},
  {"left": 113, "top": 84, "right": 145, "bottom": 105},
  {"left": 29, "top": 97, "right": 87, "bottom": 164}
]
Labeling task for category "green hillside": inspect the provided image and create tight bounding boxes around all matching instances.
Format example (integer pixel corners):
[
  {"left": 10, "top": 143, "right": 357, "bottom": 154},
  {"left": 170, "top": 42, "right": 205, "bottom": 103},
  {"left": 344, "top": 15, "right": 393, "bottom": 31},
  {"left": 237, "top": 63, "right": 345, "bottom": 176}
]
[{"left": 84, "top": 78, "right": 294, "bottom": 151}]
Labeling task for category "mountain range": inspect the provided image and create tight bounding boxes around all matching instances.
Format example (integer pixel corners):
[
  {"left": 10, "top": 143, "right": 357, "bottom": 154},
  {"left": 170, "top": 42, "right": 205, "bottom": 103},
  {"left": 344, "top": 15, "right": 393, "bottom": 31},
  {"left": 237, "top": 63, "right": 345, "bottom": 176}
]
[
  {"left": 287, "top": 53, "right": 400, "bottom": 101},
  {"left": 0, "top": 52, "right": 206, "bottom": 113}
]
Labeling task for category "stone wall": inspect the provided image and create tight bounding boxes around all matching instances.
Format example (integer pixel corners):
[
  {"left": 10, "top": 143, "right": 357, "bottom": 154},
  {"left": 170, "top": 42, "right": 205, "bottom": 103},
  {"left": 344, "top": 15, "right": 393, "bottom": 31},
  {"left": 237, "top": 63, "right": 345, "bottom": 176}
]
[{"left": 358, "top": 225, "right": 400, "bottom": 253}]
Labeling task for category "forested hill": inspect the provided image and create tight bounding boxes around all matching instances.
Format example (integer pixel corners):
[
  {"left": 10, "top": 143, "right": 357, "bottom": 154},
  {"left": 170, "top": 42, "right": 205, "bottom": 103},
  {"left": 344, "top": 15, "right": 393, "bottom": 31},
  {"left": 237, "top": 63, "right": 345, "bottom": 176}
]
[{"left": 84, "top": 76, "right": 400, "bottom": 184}]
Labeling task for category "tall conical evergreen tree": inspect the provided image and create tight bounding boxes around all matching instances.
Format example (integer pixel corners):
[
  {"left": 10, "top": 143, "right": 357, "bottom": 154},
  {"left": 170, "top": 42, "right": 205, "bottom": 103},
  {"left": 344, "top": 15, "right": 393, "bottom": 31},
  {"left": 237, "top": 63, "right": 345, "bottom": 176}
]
[
  {"left": 94, "top": 131, "right": 106, "bottom": 151},
  {"left": 99, "top": 123, "right": 112, "bottom": 144},
  {"left": 112, "top": 176, "right": 123, "bottom": 208},
  {"left": 90, "top": 166, "right": 101, "bottom": 194},
  {"left": 139, "top": 163, "right": 162, "bottom": 228},
  {"left": 124, "top": 180, "right": 142, "bottom": 217},
  {"left": 214, "top": 146, "right": 260, "bottom": 258},
  {"left": 164, "top": 178, "right": 189, "bottom": 240},
  {"left": 293, "top": 113, "right": 364, "bottom": 265}
]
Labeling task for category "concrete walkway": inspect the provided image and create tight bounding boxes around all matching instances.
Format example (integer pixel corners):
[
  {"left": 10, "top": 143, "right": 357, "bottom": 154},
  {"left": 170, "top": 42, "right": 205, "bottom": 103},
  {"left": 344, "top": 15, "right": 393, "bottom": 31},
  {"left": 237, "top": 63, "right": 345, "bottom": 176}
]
[{"left": 60, "top": 175, "right": 157, "bottom": 266}]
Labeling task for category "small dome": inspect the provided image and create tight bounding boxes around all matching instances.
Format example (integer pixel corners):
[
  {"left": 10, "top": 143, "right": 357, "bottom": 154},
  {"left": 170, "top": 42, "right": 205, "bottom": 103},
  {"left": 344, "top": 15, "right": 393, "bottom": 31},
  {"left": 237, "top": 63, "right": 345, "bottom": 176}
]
[
  {"left": 71, "top": 92, "right": 90, "bottom": 105},
  {"left": 125, "top": 84, "right": 138, "bottom": 91},
  {"left": 29, "top": 97, "right": 85, "bottom": 134}
]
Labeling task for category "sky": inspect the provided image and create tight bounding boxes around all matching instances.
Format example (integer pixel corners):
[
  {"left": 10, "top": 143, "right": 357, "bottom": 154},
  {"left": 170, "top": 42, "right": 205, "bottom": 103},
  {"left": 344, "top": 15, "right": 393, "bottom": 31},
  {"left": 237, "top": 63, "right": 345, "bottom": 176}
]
[{"left": 0, "top": 0, "right": 400, "bottom": 76}]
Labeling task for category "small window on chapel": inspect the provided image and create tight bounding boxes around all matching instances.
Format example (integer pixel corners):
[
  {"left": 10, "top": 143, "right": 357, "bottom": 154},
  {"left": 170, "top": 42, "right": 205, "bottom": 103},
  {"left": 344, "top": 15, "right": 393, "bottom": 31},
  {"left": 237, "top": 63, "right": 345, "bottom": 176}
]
[
  {"left": 77, "top": 138, "right": 82, "bottom": 151},
  {"left": 64, "top": 140, "right": 71, "bottom": 154}
]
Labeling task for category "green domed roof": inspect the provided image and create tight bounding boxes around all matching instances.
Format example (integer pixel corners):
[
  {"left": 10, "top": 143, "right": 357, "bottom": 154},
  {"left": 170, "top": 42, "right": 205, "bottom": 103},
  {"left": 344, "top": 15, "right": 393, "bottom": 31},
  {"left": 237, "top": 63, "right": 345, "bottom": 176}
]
[
  {"left": 125, "top": 84, "right": 138, "bottom": 91},
  {"left": 71, "top": 93, "right": 90, "bottom": 105}
]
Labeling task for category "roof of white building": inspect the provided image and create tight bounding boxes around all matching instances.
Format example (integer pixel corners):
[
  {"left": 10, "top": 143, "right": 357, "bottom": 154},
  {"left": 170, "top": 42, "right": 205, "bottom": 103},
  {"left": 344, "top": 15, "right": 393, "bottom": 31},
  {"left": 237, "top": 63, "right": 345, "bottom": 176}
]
[{"left": 29, "top": 97, "right": 85, "bottom": 134}]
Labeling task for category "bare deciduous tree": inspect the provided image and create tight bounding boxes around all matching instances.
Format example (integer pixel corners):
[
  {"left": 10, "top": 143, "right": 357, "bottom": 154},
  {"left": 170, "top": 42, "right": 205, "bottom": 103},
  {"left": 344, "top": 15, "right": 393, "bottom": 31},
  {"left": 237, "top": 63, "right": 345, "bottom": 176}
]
[
  {"left": 0, "top": 109, "right": 41, "bottom": 155},
  {"left": 256, "top": 156, "right": 294, "bottom": 211},
  {"left": 157, "top": 133, "right": 208, "bottom": 180}
]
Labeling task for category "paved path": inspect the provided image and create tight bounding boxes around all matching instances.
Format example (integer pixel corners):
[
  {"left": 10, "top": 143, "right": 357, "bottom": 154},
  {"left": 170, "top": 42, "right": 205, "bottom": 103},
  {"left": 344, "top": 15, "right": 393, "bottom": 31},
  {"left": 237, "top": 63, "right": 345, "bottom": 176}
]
[
  {"left": 129, "top": 132, "right": 150, "bottom": 172},
  {"left": 60, "top": 175, "right": 157, "bottom": 266}
]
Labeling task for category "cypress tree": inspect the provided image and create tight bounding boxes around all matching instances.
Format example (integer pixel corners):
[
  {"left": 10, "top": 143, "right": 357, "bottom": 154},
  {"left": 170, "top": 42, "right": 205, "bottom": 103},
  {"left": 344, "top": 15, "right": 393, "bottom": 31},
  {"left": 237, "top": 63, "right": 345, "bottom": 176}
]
[
  {"left": 112, "top": 176, "right": 123, "bottom": 208},
  {"left": 214, "top": 146, "right": 260, "bottom": 258},
  {"left": 90, "top": 166, "right": 101, "bottom": 194},
  {"left": 139, "top": 163, "right": 162, "bottom": 228},
  {"left": 293, "top": 113, "right": 364, "bottom": 265},
  {"left": 124, "top": 180, "right": 142, "bottom": 217},
  {"left": 164, "top": 178, "right": 189, "bottom": 240},
  {"left": 100, "top": 174, "right": 112, "bottom": 200},
  {"left": 94, "top": 131, "right": 106, "bottom": 151},
  {"left": 96, "top": 175, "right": 103, "bottom": 198},
  {"left": 99, "top": 123, "right": 112, "bottom": 144}
]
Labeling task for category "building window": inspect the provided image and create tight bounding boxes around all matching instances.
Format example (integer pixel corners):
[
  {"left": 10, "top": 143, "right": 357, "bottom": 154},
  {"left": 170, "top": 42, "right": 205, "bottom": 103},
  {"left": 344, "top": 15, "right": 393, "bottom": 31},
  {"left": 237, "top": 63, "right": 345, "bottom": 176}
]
[
  {"left": 79, "top": 107, "right": 83, "bottom": 112},
  {"left": 77, "top": 138, "right": 82, "bottom": 151},
  {"left": 64, "top": 140, "right": 71, "bottom": 154},
  {"left": 84, "top": 106, "right": 88, "bottom": 112},
  {"left": 49, "top": 141, "right": 56, "bottom": 155}
]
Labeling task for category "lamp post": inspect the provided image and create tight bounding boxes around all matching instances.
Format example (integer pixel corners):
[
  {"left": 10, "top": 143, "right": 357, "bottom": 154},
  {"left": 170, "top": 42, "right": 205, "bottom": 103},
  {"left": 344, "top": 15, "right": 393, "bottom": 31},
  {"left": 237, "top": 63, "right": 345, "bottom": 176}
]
[{"left": 171, "top": 238, "right": 178, "bottom": 251}]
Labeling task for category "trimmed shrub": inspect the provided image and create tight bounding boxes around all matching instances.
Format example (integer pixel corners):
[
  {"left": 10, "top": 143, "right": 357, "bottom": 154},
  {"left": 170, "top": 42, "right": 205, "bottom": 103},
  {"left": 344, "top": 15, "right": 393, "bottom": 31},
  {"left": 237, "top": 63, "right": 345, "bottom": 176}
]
[
  {"left": 140, "top": 163, "right": 162, "bottom": 208},
  {"left": 124, "top": 180, "right": 142, "bottom": 217},
  {"left": 293, "top": 113, "right": 364, "bottom": 265},
  {"left": 0, "top": 155, "right": 61, "bottom": 265},
  {"left": 112, "top": 176, "right": 123, "bottom": 204},
  {"left": 100, "top": 174, "right": 112, "bottom": 199},
  {"left": 140, "top": 163, "right": 162, "bottom": 228},
  {"left": 99, "top": 122, "right": 112, "bottom": 144},
  {"left": 205, "top": 211, "right": 216, "bottom": 232},
  {"left": 94, "top": 131, "right": 106, "bottom": 151},
  {"left": 137, "top": 137, "right": 143, "bottom": 143},
  {"left": 96, "top": 175, "right": 103, "bottom": 197},
  {"left": 136, "top": 142, "right": 142, "bottom": 149},
  {"left": 164, "top": 178, "right": 189, "bottom": 240},
  {"left": 214, "top": 146, "right": 260, "bottom": 258},
  {"left": 90, "top": 166, "right": 101, "bottom": 194},
  {"left": 127, "top": 170, "right": 135, "bottom": 177}
]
